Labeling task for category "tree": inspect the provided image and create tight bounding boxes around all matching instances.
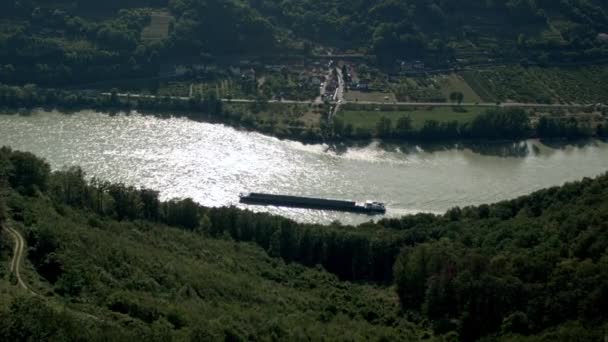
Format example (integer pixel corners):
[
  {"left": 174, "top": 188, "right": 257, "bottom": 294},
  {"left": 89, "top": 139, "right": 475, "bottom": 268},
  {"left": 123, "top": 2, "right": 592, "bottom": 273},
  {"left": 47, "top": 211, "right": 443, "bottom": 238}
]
[
  {"left": 344, "top": 123, "right": 354, "bottom": 137},
  {"left": 50, "top": 167, "right": 88, "bottom": 208},
  {"left": 467, "top": 108, "right": 529, "bottom": 139},
  {"left": 332, "top": 116, "right": 345, "bottom": 136},
  {"left": 0, "top": 194, "right": 6, "bottom": 224},
  {"left": 268, "top": 229, "right": 281, "bottom": 257},
  {"left": 196, "top": 214, "right": 212, "bottom": 235},
  {"left": 26, "top": 226, "right": 63, "bottom": 283},
  {"left": 449, "top": 91, "right": 464, "bottom": 105},
  {"left": 376, "top": 116, "right": 392, "bottom": 138},
  {"left": 251, "top": 94, "right": 268, "bottom": 113},
  {"left": 8, "top": 150, "right": 50, "bottom": 195},
  {"left": 204, "top": 91, "right": 223, "bottom": 116},
  {"left": 341, "top": 64, "right": 349, "bottom": 83},
  {"left": 140, "top": 189, "right": 160, "bottom": 221},
  {"left": 395, "top": 116, "right": 412, "bottom": 138},
  {"left": 108, "top": 184, "right": 143, "bottom": 221},
  {"left": 110, "top": 88, "right": 120, "bottom": 105},
  {"left": 163, "top": 198, "right": 200, "bottom": 230}
]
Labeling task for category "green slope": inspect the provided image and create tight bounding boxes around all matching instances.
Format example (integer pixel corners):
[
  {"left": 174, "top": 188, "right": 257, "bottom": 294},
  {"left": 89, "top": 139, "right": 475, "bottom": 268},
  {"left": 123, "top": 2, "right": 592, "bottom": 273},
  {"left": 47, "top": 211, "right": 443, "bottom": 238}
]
[
  {"left": 1, "top": 147, "right": 608, "bottom": 341},
  {"left": 0, "top": 197, "right": 422, "bottom": 340}
]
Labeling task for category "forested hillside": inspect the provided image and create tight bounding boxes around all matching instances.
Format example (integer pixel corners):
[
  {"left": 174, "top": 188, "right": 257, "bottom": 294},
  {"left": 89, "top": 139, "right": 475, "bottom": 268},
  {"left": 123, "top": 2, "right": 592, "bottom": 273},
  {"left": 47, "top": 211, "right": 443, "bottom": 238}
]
[
  {"left": 248, "top": 0, "right": 608, "bottom": 63},
  {"left": 1, "top": 147, "right": 608, "bottom": 341},
  {"left": 0, "top": 148, "right": 420, "bottom": 340},
  {"left": 2, "top": 0, "right": 608, "bottom": 86}
]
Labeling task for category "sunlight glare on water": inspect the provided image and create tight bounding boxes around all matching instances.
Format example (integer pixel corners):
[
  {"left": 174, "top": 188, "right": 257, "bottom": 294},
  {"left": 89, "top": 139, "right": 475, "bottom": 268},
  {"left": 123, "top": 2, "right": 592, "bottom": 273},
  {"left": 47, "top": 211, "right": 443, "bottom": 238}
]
[{"left": 1, "top": 110, "right": 608, "bottom": 225}]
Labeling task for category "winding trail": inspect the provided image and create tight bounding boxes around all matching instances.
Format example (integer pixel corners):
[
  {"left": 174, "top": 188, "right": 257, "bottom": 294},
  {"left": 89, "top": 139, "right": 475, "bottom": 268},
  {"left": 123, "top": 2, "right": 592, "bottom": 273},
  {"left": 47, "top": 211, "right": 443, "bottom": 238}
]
[
  {"left": 3, "top": 221, "right": 102, "bottom": 322},
  {"left": 5, "top": 222, "right": 38, "bottom": 296}
]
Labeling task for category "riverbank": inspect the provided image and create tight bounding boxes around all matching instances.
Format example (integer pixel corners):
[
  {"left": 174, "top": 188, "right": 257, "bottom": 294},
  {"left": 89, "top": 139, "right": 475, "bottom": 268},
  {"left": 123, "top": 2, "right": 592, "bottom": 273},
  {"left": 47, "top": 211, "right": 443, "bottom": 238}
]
[
  {"left": 2, "top": 109, "right": 608, "bottom": 225},
  {"left": 1, "top": 84, "right": 607, "bottom": 144}
]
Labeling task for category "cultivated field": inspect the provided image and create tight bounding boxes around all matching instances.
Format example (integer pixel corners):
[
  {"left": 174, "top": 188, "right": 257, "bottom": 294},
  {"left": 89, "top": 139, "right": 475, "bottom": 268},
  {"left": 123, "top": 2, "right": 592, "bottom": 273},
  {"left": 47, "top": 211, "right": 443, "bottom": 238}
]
[
  {"left": 391, "top": 74, "right": 481, "bottom": 103},
  {"left": 392, "top": 77, "right": 445, "bottom": 102},
  {"left": 462, "top": 66, "right": 608, "bottom": 104},
  {"left": 141, "top": 11, "right": 172, "bottom": 42},
  {"left": 435, "top": 74, "right": 482, "bottom": 103}
]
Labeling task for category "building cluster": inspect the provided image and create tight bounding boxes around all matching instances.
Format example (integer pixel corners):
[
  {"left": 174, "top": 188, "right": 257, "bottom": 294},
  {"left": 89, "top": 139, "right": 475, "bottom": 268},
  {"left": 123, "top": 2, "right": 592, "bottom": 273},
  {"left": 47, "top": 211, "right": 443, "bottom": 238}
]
[
  {"left": 168, "top": 58, "right": 389, "bottom": 100},
  {"left": 399, "top": 60, "right": 426, "bottom": 72},
  {"left": 341, "top": 63, "right": 372, "bottom": 92}
]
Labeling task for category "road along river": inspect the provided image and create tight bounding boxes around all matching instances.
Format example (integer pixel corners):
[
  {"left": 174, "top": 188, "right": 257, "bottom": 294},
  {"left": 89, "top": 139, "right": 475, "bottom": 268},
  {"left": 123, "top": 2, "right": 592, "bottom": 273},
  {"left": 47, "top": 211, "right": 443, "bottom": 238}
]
[{"left": 1, "top": 110, "right": 608, "bottom": 225}]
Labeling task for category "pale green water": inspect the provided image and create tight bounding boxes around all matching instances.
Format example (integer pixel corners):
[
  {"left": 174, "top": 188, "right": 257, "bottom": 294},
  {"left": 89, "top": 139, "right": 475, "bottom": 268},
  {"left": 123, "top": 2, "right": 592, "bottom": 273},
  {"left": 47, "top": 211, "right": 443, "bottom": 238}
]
[{"left": 1, "top": 109, "right": 608, "bottom": 224}]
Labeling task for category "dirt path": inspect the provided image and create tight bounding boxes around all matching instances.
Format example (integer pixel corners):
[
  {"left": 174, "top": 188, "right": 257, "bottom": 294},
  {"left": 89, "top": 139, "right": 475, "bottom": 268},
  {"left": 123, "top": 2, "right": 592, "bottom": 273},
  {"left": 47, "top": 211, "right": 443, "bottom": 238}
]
[
  {"left": 5, "top": 223, "right": 38, "bottom": 296},
  {"left": 3, "top": 221, "right": 103, "bottom": 322}
]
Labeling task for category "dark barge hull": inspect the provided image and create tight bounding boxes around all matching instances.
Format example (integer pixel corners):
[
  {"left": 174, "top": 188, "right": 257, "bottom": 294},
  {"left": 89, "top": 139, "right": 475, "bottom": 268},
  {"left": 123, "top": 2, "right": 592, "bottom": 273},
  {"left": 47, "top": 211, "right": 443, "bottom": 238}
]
[{"left": 239, "top": 193, "right": 386, "bottom": 215}]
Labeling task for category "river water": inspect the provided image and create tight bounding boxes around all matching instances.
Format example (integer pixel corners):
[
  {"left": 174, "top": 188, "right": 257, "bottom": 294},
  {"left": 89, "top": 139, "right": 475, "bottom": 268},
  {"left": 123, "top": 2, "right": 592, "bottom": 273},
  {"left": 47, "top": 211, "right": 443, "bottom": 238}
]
[{"left": 1, "top": 110, "right": 608, "bottom": 225}]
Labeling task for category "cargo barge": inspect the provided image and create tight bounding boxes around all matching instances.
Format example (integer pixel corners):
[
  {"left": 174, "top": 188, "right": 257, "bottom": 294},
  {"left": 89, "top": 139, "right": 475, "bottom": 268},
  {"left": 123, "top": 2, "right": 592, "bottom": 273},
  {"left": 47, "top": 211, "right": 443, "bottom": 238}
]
[{"left": 239, "top": 193, "right": 386, "bottom": 215}]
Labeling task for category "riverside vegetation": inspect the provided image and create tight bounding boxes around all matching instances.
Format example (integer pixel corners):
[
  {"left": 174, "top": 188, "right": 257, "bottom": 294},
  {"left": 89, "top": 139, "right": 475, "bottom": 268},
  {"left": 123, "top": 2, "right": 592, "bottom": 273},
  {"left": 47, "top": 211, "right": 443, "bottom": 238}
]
[
  {"left": 2, "top": 83, "right": 608, "bottom": 143},
  {"left": 1, "top": 148, "right": 608, "bottom": 340}
]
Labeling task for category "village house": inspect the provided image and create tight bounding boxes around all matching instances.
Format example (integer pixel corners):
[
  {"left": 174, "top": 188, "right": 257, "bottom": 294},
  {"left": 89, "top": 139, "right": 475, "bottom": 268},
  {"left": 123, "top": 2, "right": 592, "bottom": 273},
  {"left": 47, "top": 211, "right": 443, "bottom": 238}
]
[
  {"left": 310, "top": 76, "right": 322, "bottom": 86},
  {"left": 241, "top": 68, "right": 256, "bottom": 80},
  {"left": 229, "top": 66, "right": 241, "bottom": 76}
]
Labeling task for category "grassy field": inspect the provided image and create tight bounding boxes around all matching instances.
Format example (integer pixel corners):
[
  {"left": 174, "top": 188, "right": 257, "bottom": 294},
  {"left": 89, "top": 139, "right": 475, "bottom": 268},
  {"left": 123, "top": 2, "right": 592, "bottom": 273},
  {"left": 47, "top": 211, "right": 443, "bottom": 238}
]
[
  {"left": 344, "top": 90, "right": 396, "bottom": 102},
  {"left": 338, "top": 106, "right": 484, "bottom": 130},
  {"left": 435, "top": 74, "right": 482, "bottom": 103},
  {"left": 141, "top": 11, "right": 172, "bottom": 42}
]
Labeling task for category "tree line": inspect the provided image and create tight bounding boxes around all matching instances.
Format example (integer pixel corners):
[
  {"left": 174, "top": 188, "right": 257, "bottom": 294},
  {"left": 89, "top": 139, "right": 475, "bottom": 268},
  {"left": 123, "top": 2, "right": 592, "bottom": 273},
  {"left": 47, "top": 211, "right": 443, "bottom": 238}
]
[
  {"left": 3, "top": 83, "right": 607, "bottom": 143},
  {"left": 333, "top": 108, "right": 608, "bottom": 141},
  {"left": 0, "top": 147, "right": 405, "bottom": 283}
]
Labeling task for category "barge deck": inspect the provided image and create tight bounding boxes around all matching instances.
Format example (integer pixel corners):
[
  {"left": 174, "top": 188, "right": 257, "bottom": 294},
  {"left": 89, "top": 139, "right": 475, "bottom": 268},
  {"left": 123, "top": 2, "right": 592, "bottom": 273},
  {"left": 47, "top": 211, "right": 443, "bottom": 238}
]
[{"left": 239, "top": 193, "right": 386, "bottom": 215}]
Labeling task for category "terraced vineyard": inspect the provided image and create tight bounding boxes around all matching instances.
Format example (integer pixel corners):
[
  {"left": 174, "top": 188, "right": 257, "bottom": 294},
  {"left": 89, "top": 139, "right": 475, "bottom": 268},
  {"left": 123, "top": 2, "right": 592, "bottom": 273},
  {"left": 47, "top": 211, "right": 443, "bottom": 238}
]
[
  {"left": 392, "top": 78, "right": 445, "bottom": 102},
  {"left": 462, "top": 66, "right": 608, "bottom": 104},
  {"left": 392, "top": 74, "right": 482, "bottom": 103}
]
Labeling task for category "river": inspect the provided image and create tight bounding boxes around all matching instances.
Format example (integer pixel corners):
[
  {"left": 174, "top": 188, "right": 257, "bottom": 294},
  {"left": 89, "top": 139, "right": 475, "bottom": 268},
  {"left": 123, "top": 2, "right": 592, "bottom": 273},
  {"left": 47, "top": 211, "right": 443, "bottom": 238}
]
[{"left": 1, "top": 110, "right": 608, "bottom": 225}]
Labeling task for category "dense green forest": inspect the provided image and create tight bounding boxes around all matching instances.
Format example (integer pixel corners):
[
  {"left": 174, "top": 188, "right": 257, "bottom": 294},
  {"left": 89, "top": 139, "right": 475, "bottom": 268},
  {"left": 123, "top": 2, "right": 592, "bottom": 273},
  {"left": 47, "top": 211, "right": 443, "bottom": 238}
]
[
  {"left": 2, "top": 0, "right": 608, "bottom": 86},
  {"left": 1, "top": 147, "right": 608, "bottom": 340},
  {"left": 248, "top": 0, "right": 608, "bottom": 63}
]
